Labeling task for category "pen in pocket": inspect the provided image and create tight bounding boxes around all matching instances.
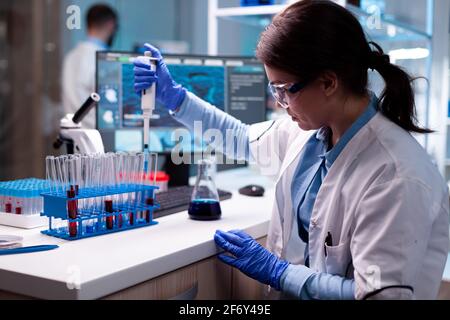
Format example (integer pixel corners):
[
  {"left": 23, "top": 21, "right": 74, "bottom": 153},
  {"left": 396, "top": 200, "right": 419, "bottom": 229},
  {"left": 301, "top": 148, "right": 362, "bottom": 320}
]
[{"left": 324, "top": 232, "right": 333, "bottom": 257}]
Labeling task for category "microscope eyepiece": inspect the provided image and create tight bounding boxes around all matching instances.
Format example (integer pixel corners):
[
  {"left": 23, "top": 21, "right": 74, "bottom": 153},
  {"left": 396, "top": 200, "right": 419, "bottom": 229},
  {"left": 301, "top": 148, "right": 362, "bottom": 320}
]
[{"left": 72, "top": 93, "right": 100, "bottom": 124}]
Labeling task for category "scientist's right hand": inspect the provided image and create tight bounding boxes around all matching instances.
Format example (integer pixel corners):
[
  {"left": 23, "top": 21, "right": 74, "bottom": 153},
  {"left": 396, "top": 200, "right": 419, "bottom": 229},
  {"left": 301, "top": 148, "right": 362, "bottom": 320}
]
[
  {"left": 134, "top": 43, "right": 187, "bottom": 111},
  {"left": 214, "top": 230, "right": 290, "bottom": 290}
]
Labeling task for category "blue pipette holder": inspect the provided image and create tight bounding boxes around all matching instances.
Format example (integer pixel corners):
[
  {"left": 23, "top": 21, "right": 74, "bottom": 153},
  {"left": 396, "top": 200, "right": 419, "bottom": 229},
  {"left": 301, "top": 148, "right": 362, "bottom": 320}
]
[{"left": 40, "top": 184, "right": 159, "bottom": 240}]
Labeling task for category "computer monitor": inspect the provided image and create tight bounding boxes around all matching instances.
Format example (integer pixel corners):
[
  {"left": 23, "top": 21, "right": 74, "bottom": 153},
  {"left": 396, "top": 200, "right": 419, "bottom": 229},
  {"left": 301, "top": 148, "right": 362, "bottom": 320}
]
[{"left": 96, "top": 51, "right": 268, "bottom": 154}]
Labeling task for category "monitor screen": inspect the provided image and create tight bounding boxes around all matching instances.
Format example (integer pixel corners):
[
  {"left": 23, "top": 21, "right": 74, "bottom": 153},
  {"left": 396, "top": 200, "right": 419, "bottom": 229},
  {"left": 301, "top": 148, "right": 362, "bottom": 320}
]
[{"left": 96, "top": 51, "right": 267, "bottom": 153}]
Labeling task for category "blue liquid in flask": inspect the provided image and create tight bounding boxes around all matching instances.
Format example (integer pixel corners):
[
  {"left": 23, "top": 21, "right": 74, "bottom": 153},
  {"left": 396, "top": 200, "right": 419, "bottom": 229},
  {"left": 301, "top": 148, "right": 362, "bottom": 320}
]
[{"left": 188, "top": 199, "right": 222, "bottom": 221}]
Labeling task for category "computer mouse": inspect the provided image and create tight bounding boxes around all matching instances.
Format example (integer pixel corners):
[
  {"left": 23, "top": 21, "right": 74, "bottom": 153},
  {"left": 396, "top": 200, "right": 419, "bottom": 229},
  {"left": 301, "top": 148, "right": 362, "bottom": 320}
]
[{"left": 238, "top": 184, "right": 265, "bottom": 197}]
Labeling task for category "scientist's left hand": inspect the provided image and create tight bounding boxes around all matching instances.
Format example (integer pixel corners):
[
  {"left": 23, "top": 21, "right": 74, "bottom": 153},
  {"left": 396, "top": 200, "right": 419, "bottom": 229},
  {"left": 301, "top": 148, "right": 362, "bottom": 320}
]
[{"left": 214, "top": 230, "right": 289, "bottom": 290}]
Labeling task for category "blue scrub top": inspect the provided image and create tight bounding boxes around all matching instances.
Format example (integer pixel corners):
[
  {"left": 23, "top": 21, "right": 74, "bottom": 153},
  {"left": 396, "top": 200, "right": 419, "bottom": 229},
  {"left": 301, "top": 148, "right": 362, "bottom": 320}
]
[
  {"left": 87, "top": 36, "right": 108, "bottom": 50},
  {"left": 290, "top": 93, "right": 378, "bottom": 266}
]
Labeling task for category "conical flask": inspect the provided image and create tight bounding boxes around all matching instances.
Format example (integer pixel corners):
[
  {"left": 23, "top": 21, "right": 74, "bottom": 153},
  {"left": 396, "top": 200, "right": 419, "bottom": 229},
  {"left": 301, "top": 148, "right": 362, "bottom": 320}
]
[{"left": 188, "top": 158, "right": 222, "bottom": 220}]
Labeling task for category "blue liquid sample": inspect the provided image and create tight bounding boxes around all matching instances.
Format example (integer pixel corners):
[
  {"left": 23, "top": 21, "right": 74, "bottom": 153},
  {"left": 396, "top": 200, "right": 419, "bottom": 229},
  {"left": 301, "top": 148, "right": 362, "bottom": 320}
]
[
  {"left": 188, "top": 199, "right": 222, "bottom": 221},
  {"left": 143, "top": 145, "right": 149, "bottom": 172}
]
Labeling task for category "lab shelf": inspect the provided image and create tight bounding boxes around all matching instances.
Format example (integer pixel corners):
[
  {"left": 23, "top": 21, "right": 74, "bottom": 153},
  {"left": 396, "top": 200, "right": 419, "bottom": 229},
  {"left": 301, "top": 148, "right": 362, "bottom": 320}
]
[
  {"left": 211, "top": 2, "right": 432, "bottom": 41},
  {"left": 215, "top": 4, "right": 286, "bottom": 16}
]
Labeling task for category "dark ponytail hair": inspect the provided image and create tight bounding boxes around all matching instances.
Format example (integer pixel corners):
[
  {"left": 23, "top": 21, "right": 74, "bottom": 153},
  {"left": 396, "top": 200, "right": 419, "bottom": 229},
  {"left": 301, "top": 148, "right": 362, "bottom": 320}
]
[{"left": 256, "top": 0, "right": 432, "bottom": 134}]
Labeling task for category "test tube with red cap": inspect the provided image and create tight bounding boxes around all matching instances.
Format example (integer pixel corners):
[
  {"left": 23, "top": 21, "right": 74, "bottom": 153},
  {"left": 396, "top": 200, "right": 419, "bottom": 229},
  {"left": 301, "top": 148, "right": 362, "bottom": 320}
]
[
  {"left": 15, "top": 200, "right": 22, "bottom": 215},
  {"left": 5, "top": 197, "right": 12, "bottom": 213},
  {"left": 67, "top": 189, "right": 78, "bottom": 237},
  {"left": 105, "top": 199, "right": 114, "bottom": 230}
]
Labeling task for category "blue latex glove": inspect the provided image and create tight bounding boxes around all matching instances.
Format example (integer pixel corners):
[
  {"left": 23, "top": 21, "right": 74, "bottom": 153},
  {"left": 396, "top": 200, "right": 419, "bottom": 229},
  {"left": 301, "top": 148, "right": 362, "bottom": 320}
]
[
  {"left": 214, "top": 230, "right": 289, "bottom": 290},
  {"left": 133, "top": 43, "right": 187, "bottom": 111}
]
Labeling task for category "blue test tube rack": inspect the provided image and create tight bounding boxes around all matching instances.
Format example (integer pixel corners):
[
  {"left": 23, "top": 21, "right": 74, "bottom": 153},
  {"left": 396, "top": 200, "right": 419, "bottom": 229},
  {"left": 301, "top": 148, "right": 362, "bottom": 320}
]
[{"left": 40, "top": 184, "right": 159, "bottom": 241}]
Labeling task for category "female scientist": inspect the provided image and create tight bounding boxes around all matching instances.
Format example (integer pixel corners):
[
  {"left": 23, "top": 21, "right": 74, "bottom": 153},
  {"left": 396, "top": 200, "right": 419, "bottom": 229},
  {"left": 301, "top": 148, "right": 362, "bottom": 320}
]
[{"left": 134, "top": 0, "right": 449, "bottom": 300}]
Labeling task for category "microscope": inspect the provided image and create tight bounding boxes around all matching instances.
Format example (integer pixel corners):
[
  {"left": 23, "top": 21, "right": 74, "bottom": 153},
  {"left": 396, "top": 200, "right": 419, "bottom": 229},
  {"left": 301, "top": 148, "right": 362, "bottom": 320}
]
[{"left": 53, "top": 93, "right": 105, "bottom": 154}]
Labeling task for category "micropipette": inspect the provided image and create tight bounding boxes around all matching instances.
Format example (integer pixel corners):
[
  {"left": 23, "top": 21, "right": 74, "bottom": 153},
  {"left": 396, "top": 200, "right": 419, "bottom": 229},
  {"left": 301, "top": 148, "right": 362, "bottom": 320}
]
[{"left": 140, "top": 51, "right": 158, "bottom": 165}]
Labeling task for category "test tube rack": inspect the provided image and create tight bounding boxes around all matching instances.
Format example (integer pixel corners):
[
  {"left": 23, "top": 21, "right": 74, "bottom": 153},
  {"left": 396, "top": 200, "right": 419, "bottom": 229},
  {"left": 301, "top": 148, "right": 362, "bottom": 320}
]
[
  {"left": 0, "top": 178, "right": 50, "bottom": 229},
  {"left": 40, "top": 184, "right": 159, "bottom": 241}
]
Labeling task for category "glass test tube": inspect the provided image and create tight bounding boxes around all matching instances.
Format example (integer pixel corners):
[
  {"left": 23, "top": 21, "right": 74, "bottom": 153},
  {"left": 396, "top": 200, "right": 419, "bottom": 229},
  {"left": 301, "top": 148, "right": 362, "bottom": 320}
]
[
  {"left": 67, "top": 189, "right": 78, "bottom": 237},
  {"left": 104, "top": 154, "right": 115, "bottom": 230},
  {"left": 116, "top": 152, "right": 127, "bottom": 227}
]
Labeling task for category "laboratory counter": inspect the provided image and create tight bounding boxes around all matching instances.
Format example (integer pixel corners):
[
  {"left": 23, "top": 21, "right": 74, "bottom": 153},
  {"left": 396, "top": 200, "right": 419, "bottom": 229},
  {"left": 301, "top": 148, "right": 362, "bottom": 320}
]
[{"left": 0, "top": 167, "right": 275, "bottom": 300}]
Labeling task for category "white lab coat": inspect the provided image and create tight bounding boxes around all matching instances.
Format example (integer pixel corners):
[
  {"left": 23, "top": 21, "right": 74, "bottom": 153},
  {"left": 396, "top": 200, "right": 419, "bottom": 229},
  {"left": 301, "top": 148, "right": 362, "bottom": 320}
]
[
  {"left": 62, "top": 41, "right": 103, "bottom": 129},
  {"left": 249, "top": 112, "right": 450, "bottom": 300}
]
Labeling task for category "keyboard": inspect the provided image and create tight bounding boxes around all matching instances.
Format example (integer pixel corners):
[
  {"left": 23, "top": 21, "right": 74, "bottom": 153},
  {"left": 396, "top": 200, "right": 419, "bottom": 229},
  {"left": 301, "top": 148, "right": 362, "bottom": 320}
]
[{"left": 153, "top": 186, "right": 233, "bottom": 219}]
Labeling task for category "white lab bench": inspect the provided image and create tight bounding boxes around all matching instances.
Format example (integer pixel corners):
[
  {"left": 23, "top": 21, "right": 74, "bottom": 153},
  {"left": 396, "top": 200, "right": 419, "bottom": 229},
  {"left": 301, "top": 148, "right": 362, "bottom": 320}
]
[
  {"left": 3, "top": 167, "right": 449, "bottom": 300},
  {"left": 0, "top": 167, "right": 276, "bottom": 300}
]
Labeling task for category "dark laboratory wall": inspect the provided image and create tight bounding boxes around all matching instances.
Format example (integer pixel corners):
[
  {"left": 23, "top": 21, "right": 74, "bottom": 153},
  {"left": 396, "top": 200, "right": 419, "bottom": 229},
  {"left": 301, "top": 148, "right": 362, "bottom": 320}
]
[
  {"left": 0, "top": 0, "right": 61, "bottom": 180},
  {"left": 348, "top": 0, "right": 361, "bottom": 6}
]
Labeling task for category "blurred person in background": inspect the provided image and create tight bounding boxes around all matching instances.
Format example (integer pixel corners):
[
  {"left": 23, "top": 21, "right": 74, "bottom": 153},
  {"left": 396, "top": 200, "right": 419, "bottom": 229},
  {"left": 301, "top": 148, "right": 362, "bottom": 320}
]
[{"left": 62, "top": 4, "right": 118, "bottom": 129}]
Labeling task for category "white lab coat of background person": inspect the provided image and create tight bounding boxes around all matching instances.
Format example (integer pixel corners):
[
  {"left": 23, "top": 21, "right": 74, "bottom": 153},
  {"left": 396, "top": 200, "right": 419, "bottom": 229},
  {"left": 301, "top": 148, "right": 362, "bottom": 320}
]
[
  {"left": 62, "top": 40, "right": 104, "bottom": 129},
  {"left": 248, "top": 111, "right": 450, "bottom": 300}
]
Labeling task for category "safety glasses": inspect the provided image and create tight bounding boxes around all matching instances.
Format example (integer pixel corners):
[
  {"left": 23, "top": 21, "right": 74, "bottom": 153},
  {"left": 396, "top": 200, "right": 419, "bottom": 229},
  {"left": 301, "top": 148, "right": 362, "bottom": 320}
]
[{"left": 268, "top": 81, "right": 309, "bottom": 109}]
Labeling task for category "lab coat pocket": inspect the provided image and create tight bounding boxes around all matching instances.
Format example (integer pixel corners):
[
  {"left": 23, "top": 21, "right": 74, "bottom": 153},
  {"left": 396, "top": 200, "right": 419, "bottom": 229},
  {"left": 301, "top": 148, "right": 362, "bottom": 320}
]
[{"left": 324, "top": 240, "right": 352, "bottom": 277}]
